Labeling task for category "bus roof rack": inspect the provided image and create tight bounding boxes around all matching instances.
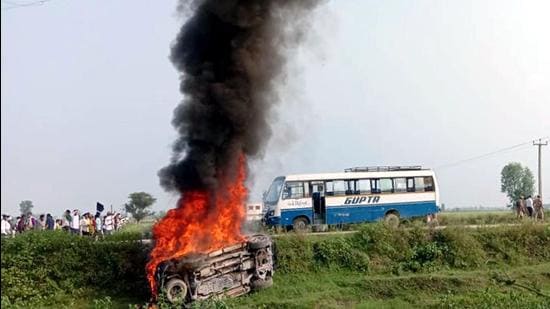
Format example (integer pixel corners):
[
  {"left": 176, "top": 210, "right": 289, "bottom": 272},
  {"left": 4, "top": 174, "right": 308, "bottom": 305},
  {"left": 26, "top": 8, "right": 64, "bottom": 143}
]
[{"left": 344, "top": 166, "right": 423, "bottom": 172}]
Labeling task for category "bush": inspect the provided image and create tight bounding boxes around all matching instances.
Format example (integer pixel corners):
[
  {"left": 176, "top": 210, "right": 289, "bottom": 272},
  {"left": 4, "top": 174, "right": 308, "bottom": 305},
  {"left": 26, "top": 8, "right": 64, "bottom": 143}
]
[
  {"left": 273, "top": 223, "right": 550, "bottom": 276},
  {"left": 434, "top": 227, "right": 487, "bottom": 269},
  {"left": 274, "top": 235, "right": 315, "bottom": 273},
  {"left": 1, "top": 231, "right": 149, "bottom": 306},
  {"left": 313, "top": 237, "right": 369, "bottom": 271}
]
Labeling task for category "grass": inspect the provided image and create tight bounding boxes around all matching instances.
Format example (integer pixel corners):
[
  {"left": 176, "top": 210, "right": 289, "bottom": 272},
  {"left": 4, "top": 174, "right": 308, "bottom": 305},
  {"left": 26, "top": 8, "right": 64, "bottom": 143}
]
[
  {"left": 225, "top": 263, "right": 550, "bottom": 308},
  {"left": 26, "top": 263, "right": 550, "bottom": 308},
  {"left": 3, "top": 222, "right": 549, "bottom": 308}
]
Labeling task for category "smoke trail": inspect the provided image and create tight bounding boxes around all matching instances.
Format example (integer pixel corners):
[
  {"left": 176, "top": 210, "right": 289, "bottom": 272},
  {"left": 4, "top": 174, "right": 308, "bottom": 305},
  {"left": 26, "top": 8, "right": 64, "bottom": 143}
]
[{"left": 159, "top": 0, "right": 321, "bottom": 193}]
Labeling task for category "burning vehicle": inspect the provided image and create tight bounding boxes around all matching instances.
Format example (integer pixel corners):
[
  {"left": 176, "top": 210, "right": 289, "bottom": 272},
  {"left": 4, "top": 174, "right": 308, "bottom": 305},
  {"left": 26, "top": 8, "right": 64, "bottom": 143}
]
[
  {"left": 147, "top": 0, "right": 320, "bottom": 304},
  {"left": 155, "top": 234, "right": 274, "bottom": 304}
]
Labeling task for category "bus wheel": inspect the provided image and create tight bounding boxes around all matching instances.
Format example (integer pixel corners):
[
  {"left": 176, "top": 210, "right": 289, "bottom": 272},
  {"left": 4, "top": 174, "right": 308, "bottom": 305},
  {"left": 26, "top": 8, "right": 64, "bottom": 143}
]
[
  {"left": 384, "top": 212, "right": 400, "bottom": 228},
  {"left": 293, "top": 217, "right": 309, "bottom": 232}
]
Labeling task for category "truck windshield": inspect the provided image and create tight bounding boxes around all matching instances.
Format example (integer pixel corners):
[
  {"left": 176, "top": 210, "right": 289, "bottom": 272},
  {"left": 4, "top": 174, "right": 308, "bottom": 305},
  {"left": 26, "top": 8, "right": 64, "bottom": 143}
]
[{"left": 265, "top": 177, "right": 284, "bottom": 204}]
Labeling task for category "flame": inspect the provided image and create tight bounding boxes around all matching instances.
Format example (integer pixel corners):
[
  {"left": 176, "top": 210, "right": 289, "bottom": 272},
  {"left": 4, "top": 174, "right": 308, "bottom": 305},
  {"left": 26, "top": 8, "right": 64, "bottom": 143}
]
[{"left": 146, "top": 155, "right": 247, "bottom": 297}]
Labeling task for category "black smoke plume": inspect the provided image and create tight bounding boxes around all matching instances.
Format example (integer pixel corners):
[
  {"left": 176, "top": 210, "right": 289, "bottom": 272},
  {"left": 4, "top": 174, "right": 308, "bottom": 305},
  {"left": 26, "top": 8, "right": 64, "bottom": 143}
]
[{"left": 159, "top": 0, "right": 321, "bottom": 192}]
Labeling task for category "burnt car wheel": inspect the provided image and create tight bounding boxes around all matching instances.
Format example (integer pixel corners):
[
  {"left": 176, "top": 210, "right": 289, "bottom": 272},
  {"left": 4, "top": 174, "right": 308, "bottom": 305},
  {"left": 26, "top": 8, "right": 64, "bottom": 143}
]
[
  {"left": 164, "top": 278, "right": 188, "bottom": 304},
  {"left": 248, "top": 234, "right": 272, "bottom": 250},
  {"left": 250, "top": 277, "right": 273, "bottom": 290}
]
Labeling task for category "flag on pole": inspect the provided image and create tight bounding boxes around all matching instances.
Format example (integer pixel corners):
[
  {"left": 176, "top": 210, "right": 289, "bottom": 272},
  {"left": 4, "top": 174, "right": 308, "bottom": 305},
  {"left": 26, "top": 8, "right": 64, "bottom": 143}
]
[{"left": 96, "top": 202, "right": 105, "bottom": 212}]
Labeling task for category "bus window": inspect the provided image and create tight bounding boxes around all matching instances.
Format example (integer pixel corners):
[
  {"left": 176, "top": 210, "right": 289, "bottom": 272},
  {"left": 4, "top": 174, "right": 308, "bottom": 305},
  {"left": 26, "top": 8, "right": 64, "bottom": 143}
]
[
  {"left": 415, "top": 177, "right": 425, "bottom": 191},
  {"left": 357, "top": 179, "right": 370, "bottom": 194},
  {"left": 345, "top": 180, "right": 355, "bottom": 195},
  {"left": 282, "top": 182, "right": 304, "bottom": 199},
  {"left": 303, "top": 182, "right": 310, "bottom": 197},
  {"left": 310, "top": 181, "right": 325, "bottom": 195},
  {"left": 265, "top": 177, "right": 284, "bottom": 204},
  {"left": 333, "top": 180, "right": 346, "bottom": 196},
  {"left": 371, "top": 179, "right": 381, "bottom": 194},
  {"left": 414, "top": 177, "right": 434, "bottom": 192},
  {"left": 394, "top": 178, "right": 407, "bottom": 193},
  {"left": 406, "top": 177, "right": 415, "bottom": 192},
  {"left": 380, "top": 178, "right": 393, "bottom": 193},
  {"left": 325, "top": 181, "right": 334, "bottom": 196},
  {"left": 424, "top": 177, "right": 435, "bottom": 191}
]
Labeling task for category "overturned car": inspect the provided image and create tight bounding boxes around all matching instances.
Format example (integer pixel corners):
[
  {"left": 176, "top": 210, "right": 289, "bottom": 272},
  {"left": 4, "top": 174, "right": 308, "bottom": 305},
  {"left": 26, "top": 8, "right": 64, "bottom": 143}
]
[{"left": 155, "top": 234, "right": 274, "bottom": 304}]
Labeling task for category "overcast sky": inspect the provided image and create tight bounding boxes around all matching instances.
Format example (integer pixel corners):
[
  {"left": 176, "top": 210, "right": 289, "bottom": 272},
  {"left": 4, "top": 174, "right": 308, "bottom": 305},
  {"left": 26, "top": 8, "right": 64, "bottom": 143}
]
[{"left": 2, "top": 0, "right": 549, "bottom": 217}]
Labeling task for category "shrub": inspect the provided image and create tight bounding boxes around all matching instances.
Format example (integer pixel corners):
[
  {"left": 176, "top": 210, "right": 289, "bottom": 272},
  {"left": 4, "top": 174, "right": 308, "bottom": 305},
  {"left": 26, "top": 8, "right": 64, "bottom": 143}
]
[
  {"left": 312, "top": 237, "right": 369, "bottom": 271},
  {"left": 274, "top": 235, "right": 315, "bottom": 273},
  {"left": 434, "top": 227, "right": 487, "bottom": 269},
  {"left": 1, "top": 231, "right": 149, "bottom": 306},
  {"left": 273, "top": 223, "right": 550, "bottom": 276}
]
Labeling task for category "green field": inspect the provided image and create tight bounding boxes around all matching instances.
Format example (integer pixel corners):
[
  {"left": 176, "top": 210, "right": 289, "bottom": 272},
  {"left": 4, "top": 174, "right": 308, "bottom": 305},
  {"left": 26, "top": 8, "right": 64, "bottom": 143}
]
[
  {"left": 52, "top": 263, "right": 550, "bottom": 308},
  {"left": 118, "top": 210, "right": 549, "bottom": 239},
  {"left": 225, "top": 264, "right": 550, "bottom": 308},
  {"left": 2, "top": 222, "right": 549, "bottom": 308}
]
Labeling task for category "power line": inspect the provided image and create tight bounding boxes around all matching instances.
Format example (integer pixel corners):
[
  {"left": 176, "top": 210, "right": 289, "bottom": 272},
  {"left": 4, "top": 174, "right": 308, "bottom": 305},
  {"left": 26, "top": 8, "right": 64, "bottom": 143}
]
[{"left": 434, "top": 136, "right": 549, "bottom": 170}]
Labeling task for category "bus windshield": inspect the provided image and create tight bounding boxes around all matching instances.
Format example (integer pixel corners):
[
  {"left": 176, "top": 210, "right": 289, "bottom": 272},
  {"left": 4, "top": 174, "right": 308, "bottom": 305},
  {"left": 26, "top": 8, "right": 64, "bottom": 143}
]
[{"left": 265, "top": 177, "right": 284, "bottom": 204}]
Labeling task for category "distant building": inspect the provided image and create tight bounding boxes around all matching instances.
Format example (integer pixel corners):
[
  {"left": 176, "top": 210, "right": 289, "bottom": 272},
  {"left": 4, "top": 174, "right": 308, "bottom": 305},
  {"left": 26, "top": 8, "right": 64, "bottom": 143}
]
[{"left": 246, "top": 203, "right": 263, "bottom": 221}]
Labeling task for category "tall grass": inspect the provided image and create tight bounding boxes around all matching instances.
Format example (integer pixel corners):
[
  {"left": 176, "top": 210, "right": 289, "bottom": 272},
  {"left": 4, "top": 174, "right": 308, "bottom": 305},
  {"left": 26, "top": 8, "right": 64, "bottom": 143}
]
[
  {"left": 2, "top": 223, "right": 549, "bottom": 308},
  {"left": 275, "top": 223, "right": 550, "bottom": 275}
]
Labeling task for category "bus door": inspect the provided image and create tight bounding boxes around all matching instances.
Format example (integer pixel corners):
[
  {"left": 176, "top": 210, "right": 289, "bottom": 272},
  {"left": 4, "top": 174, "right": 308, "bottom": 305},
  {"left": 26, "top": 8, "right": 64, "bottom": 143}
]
[{"left": 311, "top": 181, "right": 326, "bottom": 224}]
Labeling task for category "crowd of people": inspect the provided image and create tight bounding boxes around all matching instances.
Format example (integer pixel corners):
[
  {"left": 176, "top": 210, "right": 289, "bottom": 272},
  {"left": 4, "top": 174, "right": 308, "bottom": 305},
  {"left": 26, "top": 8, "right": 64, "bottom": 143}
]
[
  {"left": 1, "top": 209, "right": 127, "bottom": 238},
  {"left": 515, "top": 195, "right": 545, "bottom": 221}
]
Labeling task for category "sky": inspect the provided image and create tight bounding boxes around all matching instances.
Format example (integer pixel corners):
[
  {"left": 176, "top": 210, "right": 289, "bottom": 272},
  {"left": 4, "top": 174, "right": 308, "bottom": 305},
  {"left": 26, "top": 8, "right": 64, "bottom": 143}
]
[{"left": 2, "top": 0, "right": 549, "bottom": 217}]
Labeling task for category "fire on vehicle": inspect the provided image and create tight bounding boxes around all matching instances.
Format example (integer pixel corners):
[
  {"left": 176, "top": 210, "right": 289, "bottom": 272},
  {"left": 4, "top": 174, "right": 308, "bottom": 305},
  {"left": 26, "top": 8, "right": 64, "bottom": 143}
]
[{"left": 154, "top": 234, "right": 274, "bottom": 305}]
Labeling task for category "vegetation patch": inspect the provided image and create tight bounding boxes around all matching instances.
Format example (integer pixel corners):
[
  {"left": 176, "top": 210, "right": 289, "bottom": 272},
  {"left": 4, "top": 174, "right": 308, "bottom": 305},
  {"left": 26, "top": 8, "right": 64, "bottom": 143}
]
[
  {"left": 275, "top": 223, "right": 550, "bottom": 275},
  {"left": 1, "top": 231, "right": 149, "bottom": 307},
  {"left": 2, "top": 223, "right": 549, "bottom": 308}
]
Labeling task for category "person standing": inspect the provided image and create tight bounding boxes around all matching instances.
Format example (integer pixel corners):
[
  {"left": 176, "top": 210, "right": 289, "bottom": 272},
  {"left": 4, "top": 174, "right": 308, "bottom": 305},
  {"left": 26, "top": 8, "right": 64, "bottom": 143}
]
[
  {"left": 62, "top": 210, "right": 72, "bottom": 232},
  {"left": 104, "top": 212, "right": 114, "bottom": 236},
  {"left": 94, "top": 213, "right": 103, "bottom": 239},
  {"left": 516, "top": 196, "right": 525, "bottom": 219},
  {"left": 87, "top": 213, "right": 95, "bottom": 237},
  {"left": 1, "top": 215, "right": 10, "bottom": 236},
  {"left": 114, "top": 213, "right": 121, "bottom": 231},
  {"left": 38, "top": 214, "right": 47, "bottom": 230},
  {"left": 525, "top": 195, "right": 534, "bottom": 218},
  {"left": 17, "top": 215, "right": 26, "bottom": 233},
  {"left": 80, "top": 213, "right": 90, "bottom": 236},
  {"left": 26, "top": 212, "right": 37, "bottom": 231},
  {"left": 54, "top": 219, "right": 63, "bottom": 230},
  {"left": 8, "top": 216, "right": 16, "bottom": 236},
  {"left": 46, "top": 214, "right": 55, "bottom": 230},
  {"left": 71, "top": 209, "right": 80, "bottom": 235},
  {"left": 533, "top": 195, "right": 544, "bottom": 221}
]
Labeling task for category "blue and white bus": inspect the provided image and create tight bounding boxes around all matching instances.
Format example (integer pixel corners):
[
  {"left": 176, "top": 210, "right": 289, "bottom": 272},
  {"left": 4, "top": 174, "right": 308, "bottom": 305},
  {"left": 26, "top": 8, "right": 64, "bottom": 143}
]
[{"left": 262, "top": 166, "right": 440, "bottom": 230}]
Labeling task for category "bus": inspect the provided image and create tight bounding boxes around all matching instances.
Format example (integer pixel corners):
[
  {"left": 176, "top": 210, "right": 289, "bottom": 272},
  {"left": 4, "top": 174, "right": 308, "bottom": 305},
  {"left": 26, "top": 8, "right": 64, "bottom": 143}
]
[{"left": 262, "top": 166, "right": 440, "bottom": 230}]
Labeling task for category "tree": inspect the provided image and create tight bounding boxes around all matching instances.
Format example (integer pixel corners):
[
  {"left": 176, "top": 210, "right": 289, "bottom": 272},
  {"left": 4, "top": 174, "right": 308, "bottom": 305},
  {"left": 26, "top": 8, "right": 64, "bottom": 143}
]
[
  {"left": 501, "top": 162, "right": 535, "bottom": 205},
  {"left": 124, "top": 192, "right": 156, "bottom": 223},
  {"left": 19, "top": 200, "right": 34, "bottom": 215},
  {"left": 154, "top": 210, "right": 167, "bottom": 220}
]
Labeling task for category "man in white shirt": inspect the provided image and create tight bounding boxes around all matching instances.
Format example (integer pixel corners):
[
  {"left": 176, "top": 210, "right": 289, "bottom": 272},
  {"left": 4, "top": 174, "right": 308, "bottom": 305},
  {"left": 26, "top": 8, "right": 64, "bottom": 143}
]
[
  {"left": 71, "top": 209, "right": 80, "bottom": 235},
  {"left": 525, "top": 196, "right": 534, "bottom": 218},
  {"left": 80, "top": 213, "right": 89, "bottom": 236},
  {"left": 104, "top": 212, "right": 114, "bottom": 235},
  {"left": 1, "top": 215, "right": 11, "bottom": 236}
]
